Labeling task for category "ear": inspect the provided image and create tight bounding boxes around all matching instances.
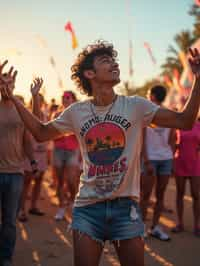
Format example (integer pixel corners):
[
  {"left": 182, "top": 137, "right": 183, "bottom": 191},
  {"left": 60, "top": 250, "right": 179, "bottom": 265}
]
[
  {"left": 83, "top": 69, "right": 95, "bottom": 80},
  {"left": 150, "top": 94, "right": 155, "bottom": 101}
]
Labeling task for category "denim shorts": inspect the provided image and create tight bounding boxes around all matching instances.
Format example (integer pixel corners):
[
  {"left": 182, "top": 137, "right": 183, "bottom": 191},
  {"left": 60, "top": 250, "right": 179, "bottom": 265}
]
[
  {"left": 142, "top": 159, "right": 173, "bottom": 176},
  {"left": 71, "top": 197, "right": 144, "bottom": 245},
  {"left": 150, "top": 159, "right": 173, "bottom": 176}
]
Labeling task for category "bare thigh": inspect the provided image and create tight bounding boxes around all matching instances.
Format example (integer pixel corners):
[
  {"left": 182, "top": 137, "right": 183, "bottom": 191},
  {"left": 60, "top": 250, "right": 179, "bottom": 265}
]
[
  {"left": 156, "top": 175, "right": 170, "bottom": 200},
  {"left": 190, "top": 176, "right": 200, "bottom": 199},
  {"left": 73, "top": 230, "right": 103, "bottom": 266},
  {"left": 114, "top": 237, "right": 144, "bottom": 266}
]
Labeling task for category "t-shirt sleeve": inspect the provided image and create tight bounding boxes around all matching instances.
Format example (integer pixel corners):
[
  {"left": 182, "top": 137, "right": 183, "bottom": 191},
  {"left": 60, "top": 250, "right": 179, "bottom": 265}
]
[
  {"left": 135, "top": 96, "right": 160, "bottom": 127},
  {"left": 51, "top": 106, "right": 74, "bottom": 134}
]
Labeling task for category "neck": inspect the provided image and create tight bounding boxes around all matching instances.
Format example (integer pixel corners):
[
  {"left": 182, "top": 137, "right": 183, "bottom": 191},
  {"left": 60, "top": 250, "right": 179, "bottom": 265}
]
[{"left": 91, "top": 85, "right": 116, "bottom": 106}]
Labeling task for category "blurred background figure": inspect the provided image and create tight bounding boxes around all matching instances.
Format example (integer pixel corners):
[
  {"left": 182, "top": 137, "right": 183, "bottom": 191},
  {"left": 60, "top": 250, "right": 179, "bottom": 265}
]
[
  {"left": 18, "top": 79, "right": 48, "bottom": 222},
  {"left": 172, "top": 109, "right": 200, "bottom": 237},
  {"left": 140, "top": 85, "right": 176, "bottom": 241},
  {"left": 52, "top": 91, "right": 81, "bottom": 221}
]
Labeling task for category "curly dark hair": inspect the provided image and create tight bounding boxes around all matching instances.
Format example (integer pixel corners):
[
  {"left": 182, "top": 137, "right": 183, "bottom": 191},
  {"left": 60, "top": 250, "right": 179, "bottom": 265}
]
[{"left": 71, "top": 40, "right": 118, "bottom": 96}]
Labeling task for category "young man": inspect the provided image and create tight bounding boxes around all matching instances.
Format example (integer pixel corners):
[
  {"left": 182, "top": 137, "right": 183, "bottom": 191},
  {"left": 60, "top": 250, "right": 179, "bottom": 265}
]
[
  {"left": 140, "top": 85, "right": 176, "bottom": 241},
  {"left": 0, "top": 64, "right": 38, "bottom": 266},
  {"left": 0, "top": 41, "right": 200, "bottom": 266}
]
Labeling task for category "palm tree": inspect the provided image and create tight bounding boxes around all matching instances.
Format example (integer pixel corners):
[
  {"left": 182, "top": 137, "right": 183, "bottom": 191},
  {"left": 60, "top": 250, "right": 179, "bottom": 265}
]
[
  {"left": 189, "top": 4, "right": 200, "bottom": 40},
  {"left": 174, "top": 31, "right": 195, "bottom": 52},
  {"left": 161, "top": 30, "right": 194, "bottom": 79},
  {"left": 86, "top": 138, "right": 93, "bottom": 151}
]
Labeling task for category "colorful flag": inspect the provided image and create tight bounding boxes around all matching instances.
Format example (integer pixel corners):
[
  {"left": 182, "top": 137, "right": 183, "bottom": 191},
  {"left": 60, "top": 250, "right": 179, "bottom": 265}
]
[
  {"left": 129, "top": 40, "right": 134, "bottom": 77},
  {"left": 144, "top": 42, "right": 156, "bottom": 65},
  {"left": 173, "top": 68, "right": 180, "bottom": 82},
  {"left": 64, "top": 21, "right": 78, "bottom": 49},
  {"left": 195, "top": 0, "right": 200, "bottom": 7},
  {"left": 178, "top": 51, "right": 188, "bottom": 70},
  {"left": 172, "top": 68, "right": 185, "bottom": 95},
  {"left": 163, "top": 75, "right": 173, "bottom": 88}
]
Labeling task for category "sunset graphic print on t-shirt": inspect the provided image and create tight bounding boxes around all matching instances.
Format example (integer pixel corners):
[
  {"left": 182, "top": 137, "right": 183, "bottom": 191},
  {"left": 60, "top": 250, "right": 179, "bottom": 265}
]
[{"left": 85, "top": 122, "right": 127, "bottom": 195}]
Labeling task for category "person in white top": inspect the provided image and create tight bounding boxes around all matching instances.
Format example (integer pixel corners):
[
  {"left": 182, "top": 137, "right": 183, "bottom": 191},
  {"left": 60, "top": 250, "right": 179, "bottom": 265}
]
[
  {"left": 140, "top": 85, "right": 176, "bottom": 241},
  {"left": 1, "top": 42, "right": 200, "bottom": 266}
]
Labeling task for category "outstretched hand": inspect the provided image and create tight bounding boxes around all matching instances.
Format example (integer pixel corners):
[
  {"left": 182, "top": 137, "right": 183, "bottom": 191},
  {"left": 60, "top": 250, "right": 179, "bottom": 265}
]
[
  {"left": 188, "top": 48, "right": 200, "bottom": 78},
  {"left": 0, "top": 60, "right": 17, "bottom": 99},
  {"left": 30, "top": 77, "right": 43, "bottom": 96}
]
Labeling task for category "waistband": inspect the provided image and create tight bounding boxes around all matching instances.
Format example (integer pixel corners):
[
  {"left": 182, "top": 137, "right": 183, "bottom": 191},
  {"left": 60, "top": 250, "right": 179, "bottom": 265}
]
[{"left": 105, "top": 196, "right": 139, "bottom": 203}]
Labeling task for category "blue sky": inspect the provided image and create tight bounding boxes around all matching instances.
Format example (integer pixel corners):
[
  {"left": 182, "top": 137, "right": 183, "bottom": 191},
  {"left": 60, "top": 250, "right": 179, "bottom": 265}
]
[{"left": 0, "top": 0, "right": 195, "bottom": 102}]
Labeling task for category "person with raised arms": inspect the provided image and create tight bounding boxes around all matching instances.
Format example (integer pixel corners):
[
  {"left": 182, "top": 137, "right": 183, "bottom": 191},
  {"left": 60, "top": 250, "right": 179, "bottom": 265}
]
[{"left": 1, "top": 41, "right": 200, "bottom": 266}]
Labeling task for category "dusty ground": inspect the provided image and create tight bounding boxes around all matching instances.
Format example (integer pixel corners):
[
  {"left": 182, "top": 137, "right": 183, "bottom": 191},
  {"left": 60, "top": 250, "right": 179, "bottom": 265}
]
[{"left": 14, "top": 172, "right": 200, "bottom": 266}]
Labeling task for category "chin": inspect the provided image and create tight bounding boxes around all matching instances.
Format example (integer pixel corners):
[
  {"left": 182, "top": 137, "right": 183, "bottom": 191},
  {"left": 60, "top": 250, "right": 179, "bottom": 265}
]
[{"left": 113, "top": 77, "right": 120, "bottom": 85}]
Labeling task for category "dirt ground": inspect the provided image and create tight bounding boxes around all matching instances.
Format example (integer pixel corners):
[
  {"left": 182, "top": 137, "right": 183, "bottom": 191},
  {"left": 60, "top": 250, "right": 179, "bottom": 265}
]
[{"left": 14, "top": 172, "right": 200, "bottom": 266}]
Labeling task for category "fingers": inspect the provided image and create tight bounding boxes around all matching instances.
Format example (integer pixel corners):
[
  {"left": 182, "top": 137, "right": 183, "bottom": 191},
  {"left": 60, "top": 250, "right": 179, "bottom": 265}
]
[
  {"left": 189, "top": 48, "right": 195, "bottom": 58},
  {"left": 8, "top": 66, "right": 14, "bottom": 76},
  {"left": 12, "top": 70, "right": 18, "bottom": 81},
  {"left": 188, "top": 58, "right": 193, "bottom": 66},
  {"left": 0, "top": 60, "right": 8, "bottom": 73},
  {"left": 189, "top": 47, "right": 200, "bottom": 60},
  {"left": 194, "top": 48, "right": 199, "bottom": 57},
  {"left": 33, "top": 77, "right": 43, "bottom": 88}
]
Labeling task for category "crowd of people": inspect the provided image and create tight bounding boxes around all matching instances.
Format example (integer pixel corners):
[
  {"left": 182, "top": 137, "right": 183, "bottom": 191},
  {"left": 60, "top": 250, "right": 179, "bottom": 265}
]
[{"left": 0, "top": 40, "right": 200, "bottom": 266}]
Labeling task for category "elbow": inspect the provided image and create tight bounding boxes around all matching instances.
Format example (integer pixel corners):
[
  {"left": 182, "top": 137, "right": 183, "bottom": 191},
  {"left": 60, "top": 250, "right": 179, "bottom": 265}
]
[{"left": 34, "top": 124, "right": 47, "bottom": 142}]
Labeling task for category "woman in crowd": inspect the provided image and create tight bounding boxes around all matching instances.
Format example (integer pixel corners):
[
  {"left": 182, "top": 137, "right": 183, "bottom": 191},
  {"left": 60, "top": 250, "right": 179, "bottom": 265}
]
[
  {"left": 53, "top": 91, "right": 81, "bottom": 220},
  {"left": 172, "top": 111, "right": 200, "bottom": 236}
]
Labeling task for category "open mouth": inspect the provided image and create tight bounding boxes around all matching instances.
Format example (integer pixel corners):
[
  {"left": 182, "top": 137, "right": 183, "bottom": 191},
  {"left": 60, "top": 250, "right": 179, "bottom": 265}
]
[{"left": 111, "top": 69, "right": 120, "bottom": 75}]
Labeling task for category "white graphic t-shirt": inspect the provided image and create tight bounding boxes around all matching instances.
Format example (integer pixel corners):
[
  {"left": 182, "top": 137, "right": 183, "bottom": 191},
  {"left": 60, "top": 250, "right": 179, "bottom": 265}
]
[
  {"left": 52, "top": 95, "right": 159, "bottom": 207},
  {"left": 146, "top": 127, "right": 173, "bottom": 160}
]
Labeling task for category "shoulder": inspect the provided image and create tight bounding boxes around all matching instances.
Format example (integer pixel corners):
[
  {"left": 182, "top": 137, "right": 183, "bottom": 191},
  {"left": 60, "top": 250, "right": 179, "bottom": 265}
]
[
  {"left": 68, "top": 100, "right": 90, "bottom": 112},
  {"left": 117, "top": 94, "right": 139, "bottom": 105}
]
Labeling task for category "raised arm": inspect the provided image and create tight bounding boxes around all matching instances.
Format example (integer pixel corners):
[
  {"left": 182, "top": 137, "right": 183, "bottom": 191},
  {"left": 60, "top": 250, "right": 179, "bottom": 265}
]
[
  {"left": 152, "top": 48, "right": 200, "bottom": 129},
  {"left": 30, "top": 77, "right": 43, "bottom": 120},
  {"left": 0, "top": 63, "right": 62, "bottom": 142}
]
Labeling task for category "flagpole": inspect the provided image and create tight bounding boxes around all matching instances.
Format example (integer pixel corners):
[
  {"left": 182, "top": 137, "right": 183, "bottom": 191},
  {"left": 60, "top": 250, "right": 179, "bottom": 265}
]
[
  {"left": 127, "top": 0, "right": 134, "bottom": 89},
  {"left": 35, "top": 34, "right": 65, "bottom": 95}
]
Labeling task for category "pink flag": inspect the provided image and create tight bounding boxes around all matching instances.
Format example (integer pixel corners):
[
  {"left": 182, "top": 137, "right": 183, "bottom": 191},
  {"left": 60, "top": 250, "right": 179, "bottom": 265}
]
[
  {"left": 163, "top": 75, "right": 173, "bottom": 88},
  {"left": 195, "top": 0, "right": 200, "bottom": 7},
  {"left": 144, "top": 42, "right": 156, "bottom": 65},
  {"left": 64, "top": 21, "right": 78, "bottom": 49}
]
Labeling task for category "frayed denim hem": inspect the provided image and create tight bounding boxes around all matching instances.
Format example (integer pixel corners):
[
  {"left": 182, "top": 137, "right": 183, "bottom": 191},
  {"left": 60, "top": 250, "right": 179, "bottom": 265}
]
[
  {"left": 110, "top": 232, "right": 144, "bottom": 247},
  {"left": 71, "top": 226, "right": 105, "bottom": 247},
  {"left": 71, "top": 225, "right": 144, "bottom": 248}
]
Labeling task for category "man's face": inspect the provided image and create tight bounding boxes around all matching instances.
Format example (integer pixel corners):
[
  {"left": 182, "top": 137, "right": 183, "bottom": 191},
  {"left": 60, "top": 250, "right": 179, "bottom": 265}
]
[
  {"left": 91, "top": 54, "right": 120, "bottom": 86},
  {"left": 62, "top": 92, "right": 75, "bottom": 108}
]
